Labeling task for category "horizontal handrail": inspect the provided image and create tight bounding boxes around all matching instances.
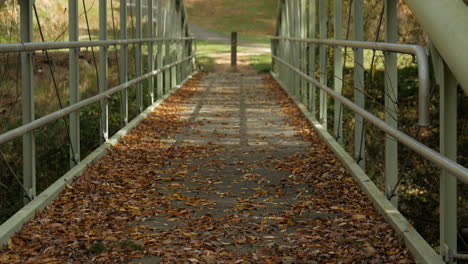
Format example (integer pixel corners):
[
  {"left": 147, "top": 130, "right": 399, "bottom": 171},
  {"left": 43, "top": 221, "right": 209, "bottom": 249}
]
[
  {"left": 271, "top": 37, "right": 430, "bottom": 127},
  {"left": 0, "top": 54, "right": 195, "bottom": 146},
  {"left": 0, "top": 37, "right": 195, "bottom": 53},
  {"left": 272, "top": 54, "right": 468, "bottom": 184}
]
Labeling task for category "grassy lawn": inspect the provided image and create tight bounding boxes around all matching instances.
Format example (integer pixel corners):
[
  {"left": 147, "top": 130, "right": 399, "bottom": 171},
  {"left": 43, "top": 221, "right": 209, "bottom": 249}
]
[
  {"left": 186, "top": 0, "right": 277, "bottom": 44},
  {"left": 248, "top": 53, "right": 272, "bottom": 73},
  {"left": 195, "top": 40, "right": 248, "bottom": 71}
]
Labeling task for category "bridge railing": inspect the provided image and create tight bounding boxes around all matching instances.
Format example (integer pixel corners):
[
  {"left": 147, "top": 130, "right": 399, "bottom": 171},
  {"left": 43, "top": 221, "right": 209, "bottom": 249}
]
[
  {"left": 0, "top": 0, "right": 196, "bottom": 245},
  {"left": 271, "top": 0, "right": 468, "bottom": 263}
]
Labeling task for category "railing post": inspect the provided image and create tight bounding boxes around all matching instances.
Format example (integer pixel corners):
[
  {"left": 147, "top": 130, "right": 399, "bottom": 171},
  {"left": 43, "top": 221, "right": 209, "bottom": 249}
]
[
  {"left": 147, "top": 0, "right": 154, "bottom": 104},
  {"left": 231, "top": 32, "right": 237, "bottom": 68},
  {"left": 99, "top": 0, "right": 108, "bottom": 143},
  {"left": 164, "top": 1, "right": 171, "bottom": 94},
  {"left": 300, "top": 0, "right": 307, "bottom": 105},
  {"left": 319, "top": 0, "right": 327, "bottom": 128},
  {"left": 178, "top": 4, "right": 185, "bottom": 83},
  {"left": 280, "top": 5, "right": 286, "bottom": 82},
  {"left": 177, "top": 3, "right": 183, "bottom": 83},
  {"left": 156, "top": 0, "right": 164, "bottom": 98},
  {"left": 294, "top": 0, "right": 300, "bottom": 99},
  {"left": 170, "top": 0, "right": 177, "bottom": 90},
  {"left": 333, "top": 0, "right": 343, "bottom": 144},
  {"left": 309, "top": 0, "right": 316, "bottom": 115},
  {"left": 285, "top": 0, "right": 292, "bottom": 92},
  {"left": 136, "top": 0, "right": 143, "bottom": 112},
  {"left": 384, "top": 0, "right": 399, "bottom": 207},
  {"left": 432, "top": 45, "right": 458, "bottom": 264},
  {"left": 69, "top": 0, "right": 80, "bottom": 167},
  {"left": 120, "top": 0, "right": 128, "bottom": 125},
  {"left": 293, "top": 0, "right": 300, "bottom": 99},
  {"left": 20, "top": 0, "right": 35, "bottom": 203},
  {"left": 354, "top": 0, "right": 365, "bottom": 169}
]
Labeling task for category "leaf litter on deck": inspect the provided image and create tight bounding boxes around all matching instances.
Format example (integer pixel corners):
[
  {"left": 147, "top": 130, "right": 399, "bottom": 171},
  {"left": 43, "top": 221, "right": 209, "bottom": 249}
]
[{"left": 0, "top": 73, "right": 413, "bottom": 263}]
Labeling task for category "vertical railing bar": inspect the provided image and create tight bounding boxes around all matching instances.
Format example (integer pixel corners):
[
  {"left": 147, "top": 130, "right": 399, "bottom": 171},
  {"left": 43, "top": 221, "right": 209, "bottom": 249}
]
[
  {"left": 333, "top": 0, "right": 343, "bottom": 144},
  {"left": 136, "top": 0, "right": 143, "bottom": 112},
  {"left": 20, "top": 0, "right": 35, "bottom": 203},
  {"left": 147, "top": 0, "right": 154, "bottom": 104},
  {"left": 174, "top": 1, "right": 181, "bottom": 85},
  {"left": 99, "top": 0, "right": 109, "bottom": 144},
  {"left": 69, "top": 0, "right": 80, "bottom": 167},
  {"left": 156, "top": 0, "right": 164, "bottom": 98},
  {"left": 300, "top": 0, "right": 307, "bottom": 105},
  {"left": 170, "top": 0, "right": 177, "bottom": 90},
  {"left": 179, "top": 1, "right": 184, "bottom": 83},
  {"left": 319, "top": 0, "right": 327, "bottom": 128},
  {"left": 309, "top": 0, "right": 316, "bottom": 116},
  {"left": 278, "top": 3, "right": 284, "bottom": 86},
  {"left": 431, "top": 44, "right": 458, "bottom": 263},
  {"left": 384, "top": 0, "right": 399, "bottom": 207},
  {"left": 120, "top": 0, "right": 129, "bottom": 125},
  {"left": 354, "top": 0, "right": 365, "bottom": 169},
  {"left": 179, "top": 1, "right": 185, "bottom": 82},
  {"left": 164, "top": 0, "right": 171, "bottom": 94},
  {"left": 294, "top": 0, "right": 300, "bottom": 99},
  {"left": 286, "top": 0, "right": 293, "bottom": 93}
]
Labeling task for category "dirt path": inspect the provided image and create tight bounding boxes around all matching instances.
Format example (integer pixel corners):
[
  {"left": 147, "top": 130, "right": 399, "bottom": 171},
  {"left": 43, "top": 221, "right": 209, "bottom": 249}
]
[
  {"left": 190, "top": 24, "right": 271, "bottom": 73},
  {"left": 205, "top": 48, "right": 270, "bottom": 73},
  {"left": 0, "top": 71, "right": 414, "bottom": 263},
  {"left": 190, "top": 24, "right": 269, "bottom": 49}
]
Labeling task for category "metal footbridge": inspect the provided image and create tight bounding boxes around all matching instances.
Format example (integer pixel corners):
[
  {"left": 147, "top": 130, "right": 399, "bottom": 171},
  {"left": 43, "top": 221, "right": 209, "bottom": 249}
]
[{"left": 0, "top": 0, "right": 467, "bottom": 263}]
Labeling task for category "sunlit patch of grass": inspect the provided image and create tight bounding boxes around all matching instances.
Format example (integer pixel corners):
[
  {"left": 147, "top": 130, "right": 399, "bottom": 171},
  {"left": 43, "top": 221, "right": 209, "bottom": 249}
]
[
  {"left": 195, "top": 40, "right": 248, "bottom": 71},
  {"left": 248, "top": 54, "right": 272, "bottom": 73},
  {"left": 186, "top": 0, "right": 277, "bottom": 44}
]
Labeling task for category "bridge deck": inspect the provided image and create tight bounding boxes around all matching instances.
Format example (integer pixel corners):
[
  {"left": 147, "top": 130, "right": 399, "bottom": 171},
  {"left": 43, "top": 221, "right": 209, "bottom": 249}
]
[{"left": 1, "top": 73, "right": 413, "bottom": 263}]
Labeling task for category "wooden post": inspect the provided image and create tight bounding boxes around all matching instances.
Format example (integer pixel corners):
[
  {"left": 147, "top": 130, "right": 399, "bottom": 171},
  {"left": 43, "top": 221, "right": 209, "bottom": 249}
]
[{"left": 231, "top": 32, "right": 237, "bottom": 67}]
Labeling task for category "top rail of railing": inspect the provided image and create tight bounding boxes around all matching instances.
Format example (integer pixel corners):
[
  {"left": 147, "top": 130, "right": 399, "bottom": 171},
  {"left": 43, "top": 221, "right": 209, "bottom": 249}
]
[
  {"left": 271, "top": 53, "right": 468, "bottom": 185},
  {"left": 0, "top": 55, "right": 195, "bottom": 147},
  {"left": 271, "top": 37, "right": 430, "bottom": 127},
  {"left": 0, "top": 37, "right": 195, "bottom": 53}
]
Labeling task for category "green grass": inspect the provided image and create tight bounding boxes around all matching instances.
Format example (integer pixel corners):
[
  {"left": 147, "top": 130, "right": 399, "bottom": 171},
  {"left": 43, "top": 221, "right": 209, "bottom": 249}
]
[
  {"left": 195, "top": 40, "right": 248, "bottom": 72},
  {"left": 238, "top": 34, "right": 272, "bottom": 45},
  {"left": 248, "top": 54, "right": 272, "bottom": 73},
  {"left": 186, "top": 0, "right": 277, "bottom": 45}
]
